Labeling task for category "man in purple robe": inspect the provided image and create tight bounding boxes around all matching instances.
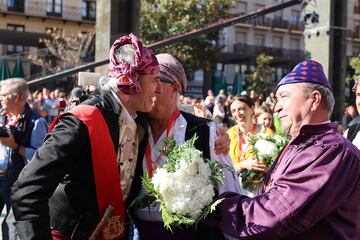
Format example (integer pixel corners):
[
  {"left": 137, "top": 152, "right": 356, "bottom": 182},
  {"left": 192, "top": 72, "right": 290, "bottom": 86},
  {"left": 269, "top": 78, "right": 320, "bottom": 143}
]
[{"left": 218, "top": 60, "right": 360, "bottom": 239}]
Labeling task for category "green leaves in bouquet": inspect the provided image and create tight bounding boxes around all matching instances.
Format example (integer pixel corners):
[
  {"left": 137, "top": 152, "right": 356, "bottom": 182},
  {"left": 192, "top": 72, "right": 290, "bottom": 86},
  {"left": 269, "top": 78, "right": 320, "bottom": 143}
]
[
  {"left": 160, "top": 204, "right": 196, "bottom": 232},
  {"left": 241, "top": 170, "right": 266, "bottom": 191},
  {"left": 162, "top": 134, "right": 198, "bottom": 172},
  {"left": 206, "top": 159, "right": 226, "bottom": 188}
]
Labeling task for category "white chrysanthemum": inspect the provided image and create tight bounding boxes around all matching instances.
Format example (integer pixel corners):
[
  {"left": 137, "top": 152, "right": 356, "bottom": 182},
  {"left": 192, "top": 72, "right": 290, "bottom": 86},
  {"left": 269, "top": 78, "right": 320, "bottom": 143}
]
[
  {"left": 273, "top": 134, "right": 287, "bottom": 146},
  {"left": 254, "top": 139, "right": 278, "bottom": 158},
  {"left": 152, "top": 156, "right": 215, "bottom": 220}
]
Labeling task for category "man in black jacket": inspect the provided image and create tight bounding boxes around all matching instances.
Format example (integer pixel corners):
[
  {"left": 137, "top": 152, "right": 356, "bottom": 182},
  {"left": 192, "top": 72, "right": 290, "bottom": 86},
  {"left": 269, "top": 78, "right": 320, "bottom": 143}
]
[{"left": 11, "top": 33, "right": 161, "bottom": 240}]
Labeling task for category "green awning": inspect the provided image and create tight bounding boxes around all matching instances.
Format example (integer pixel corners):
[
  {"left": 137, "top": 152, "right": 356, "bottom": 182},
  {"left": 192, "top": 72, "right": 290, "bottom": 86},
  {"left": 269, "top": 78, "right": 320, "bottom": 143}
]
[
  {"left": 13, "top": 57, "right": 25, "bottom": 78},
  {"left": 0, "top": 58, "right": 11, "bottom": 80}
]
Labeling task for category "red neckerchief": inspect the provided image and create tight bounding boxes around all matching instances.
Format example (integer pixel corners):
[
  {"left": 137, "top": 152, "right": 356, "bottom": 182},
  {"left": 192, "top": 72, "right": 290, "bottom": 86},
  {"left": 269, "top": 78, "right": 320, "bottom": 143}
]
[{"left": 145, "top": 109, "right": 180, "bottom": 178}]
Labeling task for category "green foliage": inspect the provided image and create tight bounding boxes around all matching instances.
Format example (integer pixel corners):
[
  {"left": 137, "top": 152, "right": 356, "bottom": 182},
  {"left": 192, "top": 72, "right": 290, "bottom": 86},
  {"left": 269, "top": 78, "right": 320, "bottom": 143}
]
[
  {"left": 248, "top": 53, "right": 274, "bottom": 95},
  {"left": 350, "top": 54, "right": 360, "bottom": 82},
  {"left": 140, "top": 0, "right": 235, "bottom": 74},
  {"left": 206, "top": 158, "right": 225, "bottom": 188}
]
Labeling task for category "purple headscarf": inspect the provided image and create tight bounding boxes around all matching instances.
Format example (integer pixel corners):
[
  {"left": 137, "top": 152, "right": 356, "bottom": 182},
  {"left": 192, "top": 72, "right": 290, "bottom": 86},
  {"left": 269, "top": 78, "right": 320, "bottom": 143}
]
[{"left": 108, "top": 33, "right": 159, "bottom": 95}]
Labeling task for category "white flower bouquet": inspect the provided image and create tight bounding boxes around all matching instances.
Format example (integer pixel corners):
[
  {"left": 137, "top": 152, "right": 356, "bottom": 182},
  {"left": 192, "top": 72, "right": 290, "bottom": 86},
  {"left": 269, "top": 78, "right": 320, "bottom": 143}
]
[
  {"left": 141, "top": 135, "right": 231, "bottom": 230},
  {"left": 240, "top": 133, "right": 288, "bottom": 192}
]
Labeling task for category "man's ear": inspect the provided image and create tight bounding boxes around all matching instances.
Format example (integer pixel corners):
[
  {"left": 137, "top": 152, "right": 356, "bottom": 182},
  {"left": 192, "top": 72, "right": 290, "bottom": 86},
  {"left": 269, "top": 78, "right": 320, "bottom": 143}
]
[
  {"left": 311, "top": 90, "right": 322, "bottom": 111},
  {"left": 14, "top": 93, "right": 21, "bottom": 102},
  {"left": 173, "top": 82, "right": 181, "bottom": 93}
]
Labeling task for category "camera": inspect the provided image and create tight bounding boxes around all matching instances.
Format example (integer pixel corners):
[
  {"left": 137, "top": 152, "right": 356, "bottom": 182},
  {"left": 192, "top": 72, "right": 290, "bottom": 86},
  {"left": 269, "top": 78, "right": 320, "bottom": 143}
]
[{"left": 0, "top": 126, "right": 21, "bottom": 144}]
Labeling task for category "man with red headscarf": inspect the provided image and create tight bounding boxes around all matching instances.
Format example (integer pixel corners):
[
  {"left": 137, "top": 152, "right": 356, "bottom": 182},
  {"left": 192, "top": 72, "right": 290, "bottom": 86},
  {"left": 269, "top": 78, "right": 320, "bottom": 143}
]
[{"left": 11, "top": 33, "right": 161, "bottom": 240}]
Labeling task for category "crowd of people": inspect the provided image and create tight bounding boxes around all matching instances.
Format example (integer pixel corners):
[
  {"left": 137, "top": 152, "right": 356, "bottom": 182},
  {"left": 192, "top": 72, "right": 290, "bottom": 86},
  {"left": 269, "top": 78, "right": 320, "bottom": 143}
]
[{"left": 0, "top": 33, "right": 358, "bottom": 240}]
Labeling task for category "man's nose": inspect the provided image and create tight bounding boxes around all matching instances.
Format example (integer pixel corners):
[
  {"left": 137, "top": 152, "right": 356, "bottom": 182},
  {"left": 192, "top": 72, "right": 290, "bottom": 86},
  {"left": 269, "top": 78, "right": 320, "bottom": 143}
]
[{"left": 274, "top": 101, "right": 281, "bottom": 113}]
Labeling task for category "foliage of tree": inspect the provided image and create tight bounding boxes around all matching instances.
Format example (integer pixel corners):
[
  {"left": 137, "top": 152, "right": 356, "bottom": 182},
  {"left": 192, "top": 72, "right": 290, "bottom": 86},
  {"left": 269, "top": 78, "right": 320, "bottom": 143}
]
[
  {"left": 29, "top": 28, "right": 95, "bottom": 73},
  {"left": 248, "top": 53, "right": 274, "bottom": 94},
  {"left": 350, "top": 54, "right": 360, "bottom": 81},
  {"left": 140, "top": 0, "right": 235, "bottom": 74}
]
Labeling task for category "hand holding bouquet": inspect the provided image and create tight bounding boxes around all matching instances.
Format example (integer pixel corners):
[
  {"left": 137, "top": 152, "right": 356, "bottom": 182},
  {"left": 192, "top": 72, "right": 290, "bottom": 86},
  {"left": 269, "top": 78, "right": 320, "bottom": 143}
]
[
  {"left": 141, "top": 135, "right": 232, "bottom": 230},
  {"left": 240, "top": 133, "right": 288, "bottom": 192}
]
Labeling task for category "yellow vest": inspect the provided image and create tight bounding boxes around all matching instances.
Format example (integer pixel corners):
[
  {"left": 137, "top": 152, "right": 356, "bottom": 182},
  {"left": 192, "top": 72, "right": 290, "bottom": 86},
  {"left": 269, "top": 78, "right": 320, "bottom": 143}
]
[{"left": 227, "top": 125, "right": 273, "bottom": 165}]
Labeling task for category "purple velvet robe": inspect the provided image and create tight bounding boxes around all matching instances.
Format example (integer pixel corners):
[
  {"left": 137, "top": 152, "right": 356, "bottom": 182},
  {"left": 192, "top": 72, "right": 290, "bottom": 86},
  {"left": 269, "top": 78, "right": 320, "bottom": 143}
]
[{"left": 220, "top": 123, "right": 360, "bottom": 239}]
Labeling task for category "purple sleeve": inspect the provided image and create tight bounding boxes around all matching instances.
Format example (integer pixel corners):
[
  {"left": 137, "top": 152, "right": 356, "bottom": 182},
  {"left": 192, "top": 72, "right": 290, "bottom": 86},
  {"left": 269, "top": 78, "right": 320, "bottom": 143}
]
[{"left": 219, "top": 143, "right": 360, "bottom": 239}]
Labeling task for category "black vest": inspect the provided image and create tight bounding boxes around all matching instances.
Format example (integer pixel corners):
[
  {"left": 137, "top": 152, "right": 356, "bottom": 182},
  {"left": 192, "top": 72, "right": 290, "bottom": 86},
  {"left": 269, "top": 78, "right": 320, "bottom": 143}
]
[{"left": 182, "top": 111, "right": 211, "bottom": 158}]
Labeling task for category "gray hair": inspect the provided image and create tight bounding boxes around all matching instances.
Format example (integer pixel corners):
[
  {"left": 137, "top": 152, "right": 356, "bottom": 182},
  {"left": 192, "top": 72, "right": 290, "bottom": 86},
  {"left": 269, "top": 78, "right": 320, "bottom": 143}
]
[
  {"left": 0, "top": 78, "right": 29, "bottom": 102},
  {"left": 303, "top": 83, "right": 334, "bottom": 114},
  {"left": 98, "top": 76, "right": 118, "bottom": 93},
  {"left": 114, "top": 44, "right": 136, "bottom": 65}
]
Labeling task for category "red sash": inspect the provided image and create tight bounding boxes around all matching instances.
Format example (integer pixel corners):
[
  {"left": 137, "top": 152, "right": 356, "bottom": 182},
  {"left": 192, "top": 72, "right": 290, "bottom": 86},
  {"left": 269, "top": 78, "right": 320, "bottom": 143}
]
[{"left": 50, "top": 105, "right": 125, "bottom": 240}]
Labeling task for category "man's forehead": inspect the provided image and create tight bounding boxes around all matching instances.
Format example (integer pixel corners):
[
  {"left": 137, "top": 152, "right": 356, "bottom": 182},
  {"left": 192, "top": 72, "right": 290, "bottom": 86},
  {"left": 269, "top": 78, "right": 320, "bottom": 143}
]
[{"left": 276, "top": 83, "right": 304, "bottom": 96}]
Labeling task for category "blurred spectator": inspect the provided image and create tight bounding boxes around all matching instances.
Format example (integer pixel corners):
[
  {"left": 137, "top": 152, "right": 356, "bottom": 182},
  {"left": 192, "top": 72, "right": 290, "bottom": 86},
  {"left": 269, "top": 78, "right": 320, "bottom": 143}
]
[
  {"left": 212, "top": 101, "right": 226, "bottom": 124},
  {"left": 33, "top": 92, "right": 47, "bottom": 119},
  {"left": 204, "top": 89, "right": 215, "bottom": 114},
  {"left": 45, "top": 91, "right": 59, "bottom": 123},
  {"left": 255, "top": 105, "right": 275, "bottom": 133},
  {"left": 265, "top": 91, "right": 277, "bottom": 110},
  {"left": 342, "top": 105, "right": 358, "bottom": 129},
  {"left": 64, "top": 87, "right": 84, "bottom": 112}
]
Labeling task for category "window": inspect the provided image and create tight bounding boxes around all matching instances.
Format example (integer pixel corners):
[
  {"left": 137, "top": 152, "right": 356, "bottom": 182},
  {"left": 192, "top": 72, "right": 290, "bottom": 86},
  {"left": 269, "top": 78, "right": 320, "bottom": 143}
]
[
  {"left": 255, "top": 4, "right": 266, "bottom": 26},
  {"left": 7, "top": 0, "right": 24, "bottom": 12},
  {"left": 235, "top": 31, "right": 246, "bottom": 43},
  {"left": 273, "top": 36, "right": 283, "bottom": 48},
  {"left": 237, "top": 1, "right": 247, "bottom": 15},
  {"left": 273, "top": 10, "right": 283, "bottom": 20},
  {"left": 353, "top": 45, "right": 360, "bottom": 56},
  {"left": 353, "top": 20, "right": 360, "bottom": 38},
  {"left": 354, "top": 0, "right": 360, "bottom": 14},
  {"left": 47, "top": 0, "right": 62, "bottom": 17},
  {"left": 6, "top": 24, "right": 25, "bottom": 54},
  {"left": 81, "top": 0, "right": 96, "bottom": 21},
  {"left": 290, "top": 38, "right": 300, "bottom": 50},
  {"left": 255, "top": 34, "right": 265, "bottom": 46},
  {"left": 290, "top": 10, "right": 300, "bottom": 24}
]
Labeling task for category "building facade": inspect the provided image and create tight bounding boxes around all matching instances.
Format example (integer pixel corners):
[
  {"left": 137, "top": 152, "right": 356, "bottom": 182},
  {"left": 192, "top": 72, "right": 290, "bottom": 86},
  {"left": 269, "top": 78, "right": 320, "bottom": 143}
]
[
  {"left": 204, "top": 0, "right": 360, "bottom": 96},
  {"left": 0, "top": 0, "right": 95, "bottom": 85}
]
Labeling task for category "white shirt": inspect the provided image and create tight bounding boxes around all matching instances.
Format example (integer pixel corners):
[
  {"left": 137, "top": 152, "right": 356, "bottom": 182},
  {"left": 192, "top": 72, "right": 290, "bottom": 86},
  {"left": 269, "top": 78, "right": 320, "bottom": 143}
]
[
  {"left": 112, "top": 90, "right": 139, "bottom": 202},
  {"left": 344, "top": 128, "right": 360, "bottom": 149}
]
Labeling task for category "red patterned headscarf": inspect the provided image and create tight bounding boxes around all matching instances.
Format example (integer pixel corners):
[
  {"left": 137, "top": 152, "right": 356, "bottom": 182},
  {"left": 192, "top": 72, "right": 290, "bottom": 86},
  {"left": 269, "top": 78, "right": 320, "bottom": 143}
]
[{"left": 108, "top": 33, "right": 159, "bottom": 95}]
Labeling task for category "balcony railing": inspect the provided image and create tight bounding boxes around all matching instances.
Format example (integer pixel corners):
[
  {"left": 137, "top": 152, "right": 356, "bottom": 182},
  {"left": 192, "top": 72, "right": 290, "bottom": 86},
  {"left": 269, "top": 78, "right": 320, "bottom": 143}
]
[
  {"left": 234, "top": 43, "right": 304, "bottom": 59},
  {"left": 272, "top": 18, "right": 289, "bottom": 29},
  {"left": 240, "top": 16, "right": 304, "bottom": 31},
  {"left": 289, "top": 21, "right": 304, "bottom": 31},
  {"left": 0, "top": 1, "right": 95, "bottom": 22}
]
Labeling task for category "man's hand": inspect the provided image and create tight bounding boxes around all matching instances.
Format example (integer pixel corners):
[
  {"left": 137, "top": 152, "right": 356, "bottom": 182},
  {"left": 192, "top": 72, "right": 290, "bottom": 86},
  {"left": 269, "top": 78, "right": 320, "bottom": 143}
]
[
  {"left": 0, "top": 130, "right": 18, "bottom": 150},
  {"left": 215, "top": 126, "right": 230, "bottom": 155}
]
